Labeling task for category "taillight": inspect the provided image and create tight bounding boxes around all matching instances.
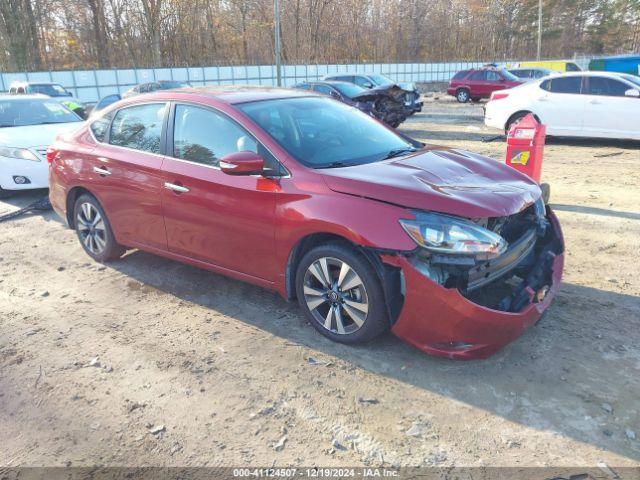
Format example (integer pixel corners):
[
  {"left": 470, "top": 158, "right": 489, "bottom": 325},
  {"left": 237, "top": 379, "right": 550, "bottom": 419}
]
[
  {"left": 46, "top": 147, "right": 59, "bottom": 165},
  {"left": 490, "top": 92, "right": 509, "bottom": 101}
]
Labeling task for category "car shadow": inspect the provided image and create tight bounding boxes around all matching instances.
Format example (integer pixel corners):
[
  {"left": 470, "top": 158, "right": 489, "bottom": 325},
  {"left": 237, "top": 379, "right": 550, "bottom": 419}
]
[
  {"left": 551, "top": 204, "right": 640, "bottom": 221},
  {"left": 0, "top": 189, "right": 64, "bottom": 225},
  {"left": 106, "top": 248, "right": 640, "bottom": 462}
]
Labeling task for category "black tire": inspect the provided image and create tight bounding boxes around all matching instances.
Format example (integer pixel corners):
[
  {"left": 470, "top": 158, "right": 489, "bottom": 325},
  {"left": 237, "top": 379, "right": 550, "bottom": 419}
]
[
  {"left": 0, "top": 187, "right": 14, "bottom": 199},
  {"left": 456, "top": 88, "right": 470, "bottom": 103},
  {"left": 295, "top": 243, "right": 389, "bottom": 344},
  {"left": 505, "top": 111, "right": 530, "bottom": 134},
  {"left": 73, "top": 193, "right": 125, "bottom": 262}
]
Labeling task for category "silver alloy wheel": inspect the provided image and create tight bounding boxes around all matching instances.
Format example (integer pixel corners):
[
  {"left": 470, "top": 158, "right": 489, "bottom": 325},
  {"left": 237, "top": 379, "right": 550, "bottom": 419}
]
[
  {"left": 76, "top": 202, "right": 107, "bottom": 255},
  {"left": 457, "top": 90, "right": 469, "bottom": 102},
  {"left": 302, "top": 257, "right": 369, "bottom": 335}
]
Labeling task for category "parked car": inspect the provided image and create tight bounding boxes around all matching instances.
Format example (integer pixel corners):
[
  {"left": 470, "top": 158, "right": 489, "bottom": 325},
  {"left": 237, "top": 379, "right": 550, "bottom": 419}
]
[
  {"left": 322, "top": 73, "right": 423, "bottom": 114},
  {"left": 0, "top": 95, "right": 82, "bottom": 198},
  {"left": 294, "top": 80, "right": 410, "bottom": 127},
  {"left": 509, "top": 68, "right": 558, "bottom": 80},
  {"left": 484, "top": 71, "right": 640, "bottom": 140},
  {"left": 48, "top": 87, "right": 564, "bottom": 360},
  {"left": 122, "top": 80, "right": 192, "bottom": 98},
  {"left": 447, "top": 67, "right": 523, "bottom": 103},
  {"left": 9, "top": 81, "right": 87, "bottom": 118}
]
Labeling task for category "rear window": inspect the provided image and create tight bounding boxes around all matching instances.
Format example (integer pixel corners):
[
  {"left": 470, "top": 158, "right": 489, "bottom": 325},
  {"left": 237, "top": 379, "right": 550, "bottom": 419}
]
[
  {"left": 109, "top": 103, "right": 167, "bottom": 154},
  {"left": 546, "top": 76, "right": 582, "bottom": 94}
]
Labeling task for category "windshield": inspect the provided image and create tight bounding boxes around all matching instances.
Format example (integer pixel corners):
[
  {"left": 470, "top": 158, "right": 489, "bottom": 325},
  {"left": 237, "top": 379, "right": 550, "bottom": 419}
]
[
  {"left": 238, "top": 96, "right": 414, "bottom": 168},
  {"left": 621, "top": 74, "right": 640, "bottom": 88},
  {"left": 27, "top": 84, "right": 70, "bottom": 97},
  {"left": 0, "top": 99, "right": 81, "bottom": 127},
  {"left": 332, "top": 83, "right": 365, "bottom": 98},
  {"left": 500, "top": 69, "right": 520, "bottom": 81},
  {"left": 369, "top": 74, "right": 395, "bottom": 86}
]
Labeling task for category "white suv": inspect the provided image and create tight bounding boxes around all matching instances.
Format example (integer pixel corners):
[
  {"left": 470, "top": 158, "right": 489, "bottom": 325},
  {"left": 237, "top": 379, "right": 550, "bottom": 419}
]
[{"left": 484, "top": 71, "right": 640, "bottom": 141}]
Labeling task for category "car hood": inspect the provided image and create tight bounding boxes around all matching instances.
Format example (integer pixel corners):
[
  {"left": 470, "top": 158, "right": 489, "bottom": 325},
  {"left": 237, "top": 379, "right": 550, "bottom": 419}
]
[
  {"left": 319, "top": 147, "right": 541, "bottom": 218},
  {"left": 0, "top": 122, "right": 81, "bottom": 148},
  {"left": 352, "top": 84, "right": 408, "bottom": 102}
]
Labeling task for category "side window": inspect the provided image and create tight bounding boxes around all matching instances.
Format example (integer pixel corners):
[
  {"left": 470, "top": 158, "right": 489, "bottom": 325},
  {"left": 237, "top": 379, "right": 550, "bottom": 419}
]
[
  {"left": 585, "top": 77, "right": 629, "bottom": 97},
  {"left": 566, "top": 63, "right": 581, "bottom": 72},
  {"left": 335, "top": 75, "right": 354, "bottom": 83},
  {"left": 354, "top": 76, "right": 371, "bottom": 87},
  {"left": 486, "top": 71, "right": 501, "bottom": 81},
  {"left": 110, "top": 103, "right": 167, "bottom": 154},
  {"left": 173, "top": 104, "right": 258, "bottom": 167},
  {"left": 313, "top": 85, "right": 332, "bottom": 95},
  {"left": 17, "top": 87, "right": 25, "bottom": 94},
  {"left": 548, "top": 76, "right": 582, "bottom": 94},
  {"left": 90, "top": 111, "right": 114, "bottom": 142},
  {"left": 297, "top": 83, "right": 312, "bottom": 90},
  {"left": 469, "top": 71, "right": 487, "bottom": 81},
  {"left": 540, "top": 79, "right": 551, "bottom": 91},
  {"left": 452, "top": 70, "right": 469, "bottom": 80}
]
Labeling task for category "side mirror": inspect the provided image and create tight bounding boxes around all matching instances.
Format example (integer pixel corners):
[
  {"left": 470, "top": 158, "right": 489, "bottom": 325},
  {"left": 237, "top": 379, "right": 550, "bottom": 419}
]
[
  {"left": 329, "top": 90, "right": 340, "bottom": 98},
  {"left": 363, "top": 82, "right": 373, "bottom": 89},
  {"left": 625, "top": 88, "right": 640, "bottom": 98},
  {"left": 220, "top": 151, "right": 265, "bottom": 176}
]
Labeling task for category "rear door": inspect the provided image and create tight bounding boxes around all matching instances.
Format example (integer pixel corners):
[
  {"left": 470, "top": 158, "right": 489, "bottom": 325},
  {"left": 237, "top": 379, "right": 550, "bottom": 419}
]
[
  {"left": 533, "top": 76, "right": 585, "bottom": 136},
  {"left": 88, "top": 102, "right": 169, "bottom": 250},
  {"left": 160, "top": 102, "right": 279, "bottom": 281},
  {"left": 466, "top": 70, "right": 488, "bottom": 97},
  {"left": 581, "top": 76, "right": 640, "bottom": 140}
]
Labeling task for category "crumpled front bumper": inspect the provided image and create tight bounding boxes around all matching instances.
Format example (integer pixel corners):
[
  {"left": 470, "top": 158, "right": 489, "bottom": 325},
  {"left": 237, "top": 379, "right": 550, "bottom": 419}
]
[{"left": 386, "top": 209, "right": 565, "bottom": 360}]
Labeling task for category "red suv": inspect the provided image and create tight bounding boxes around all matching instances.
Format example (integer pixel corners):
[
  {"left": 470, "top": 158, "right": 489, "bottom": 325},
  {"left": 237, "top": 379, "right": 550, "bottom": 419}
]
[
  {"left": 48, "top": 87, "right": 564, "bottom": 359},
  {"left": 448, "top": 68, "right": 523, "bottom": 103}
]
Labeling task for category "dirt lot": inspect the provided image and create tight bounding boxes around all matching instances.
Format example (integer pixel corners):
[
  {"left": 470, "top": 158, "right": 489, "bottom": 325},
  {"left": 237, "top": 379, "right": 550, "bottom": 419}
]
[{"left": 1, "top": 96, "right": 639, "bottom": 469}]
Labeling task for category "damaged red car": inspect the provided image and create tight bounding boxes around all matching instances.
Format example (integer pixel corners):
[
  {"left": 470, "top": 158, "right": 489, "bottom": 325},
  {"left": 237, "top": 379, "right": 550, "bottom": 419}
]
[{"left": 48, "top": 87, "right": 564, "bottom": 360}]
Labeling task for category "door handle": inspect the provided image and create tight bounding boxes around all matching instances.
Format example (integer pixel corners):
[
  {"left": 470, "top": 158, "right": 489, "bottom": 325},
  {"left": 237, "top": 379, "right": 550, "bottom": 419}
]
[
  {"left": 589, "top": 99, "right": 602, "bottom": 105},
  {"left": 93, "top": 166, "right": 111, "bottom": 176},
  {"left": 164, "top": 182, "right": 189, "bottom": 193}
]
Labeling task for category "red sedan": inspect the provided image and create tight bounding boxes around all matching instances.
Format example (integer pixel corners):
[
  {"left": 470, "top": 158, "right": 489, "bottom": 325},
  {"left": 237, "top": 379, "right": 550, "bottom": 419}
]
[
  {"left": 447, "top": 67, "right": 523, "bottom": 103},
  {"left": 48, "top": 87, "right": 564, "bottom": 359}
]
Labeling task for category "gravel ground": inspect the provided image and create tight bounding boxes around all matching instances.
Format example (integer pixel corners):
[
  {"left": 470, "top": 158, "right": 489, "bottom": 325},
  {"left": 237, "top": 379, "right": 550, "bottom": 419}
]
[{"left": 1, "top": 97, "right": 639, "bottom": 468}]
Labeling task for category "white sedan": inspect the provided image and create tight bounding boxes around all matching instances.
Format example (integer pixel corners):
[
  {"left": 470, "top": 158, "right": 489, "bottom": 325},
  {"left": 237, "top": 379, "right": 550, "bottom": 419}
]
[
  {"left": 485, "top": 71, "right": 640, "bottom": 140},
  {"left": 0, "top": 95, "right": 82, "bottom": 198}
]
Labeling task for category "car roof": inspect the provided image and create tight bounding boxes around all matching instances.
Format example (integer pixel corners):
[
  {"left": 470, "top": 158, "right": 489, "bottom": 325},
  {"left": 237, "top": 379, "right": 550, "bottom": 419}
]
[
  {"left": 124, "top": 86, "right": 313, "bottom": 104},
  {"left": 9, "top": 81, "right": 58, "bottom": 86},
  {"left": 0, "top": 94, "right": 50, "bottom": 101},
  {"left": 544, "top": 71, "right": 634, "bottom": 79}
]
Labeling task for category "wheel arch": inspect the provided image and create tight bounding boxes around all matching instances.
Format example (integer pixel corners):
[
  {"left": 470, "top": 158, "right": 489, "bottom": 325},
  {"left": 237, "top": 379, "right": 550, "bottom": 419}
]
[
  {"left": 505, "top": 110, "right": 541, "bottom": 131},
  {"left": 284, "top": 232, "right": 404, "bottom": 325},
  {"left": 65, "top": 186, "right": 98, "bottom": 228}
]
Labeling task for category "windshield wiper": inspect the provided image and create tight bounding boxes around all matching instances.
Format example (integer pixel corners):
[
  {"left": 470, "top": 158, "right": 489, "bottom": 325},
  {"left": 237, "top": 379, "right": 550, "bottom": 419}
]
[
  {"left": 383, "top": 147, "right": 418, "bottom": 160},
  {"left": 316, "top": 161, "right": 355, "bottom": 169}
]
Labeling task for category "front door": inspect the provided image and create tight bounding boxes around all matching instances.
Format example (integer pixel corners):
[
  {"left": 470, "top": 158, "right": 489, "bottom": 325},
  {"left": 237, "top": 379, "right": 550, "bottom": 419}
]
[
  {"left": 581, "top": 76, "right": 640, "bottom": 140},
  {"left": 160, "top": 103, "right": 279, "bottom": 281}
]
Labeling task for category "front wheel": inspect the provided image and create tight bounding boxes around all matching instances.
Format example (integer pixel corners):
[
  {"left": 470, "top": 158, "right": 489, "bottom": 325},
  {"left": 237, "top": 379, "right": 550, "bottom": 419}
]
[
  {"left": 74, "top": 194, "right": 125, "bottom": 262},
  {"left": 295, "top": 243, "right": 389, "bottom": 344}
]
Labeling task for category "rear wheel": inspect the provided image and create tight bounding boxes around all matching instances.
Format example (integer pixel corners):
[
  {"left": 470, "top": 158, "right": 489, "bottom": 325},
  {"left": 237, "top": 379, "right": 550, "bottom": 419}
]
[
  {"left": 456, "top": 88, "right": 470, "bottom": 103},
  {"left": 73, "top": 194, "right": 125, "bottom": 262},
  {"left": 295, "top": 243, "right": 389, "bottom": 344},
  {"left": 505, "top": 111, "right": 531, "bottom": 134}
]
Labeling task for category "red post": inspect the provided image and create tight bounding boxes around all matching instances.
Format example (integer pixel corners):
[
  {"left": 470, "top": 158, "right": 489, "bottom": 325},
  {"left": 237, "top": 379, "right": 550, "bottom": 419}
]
[{"left": 505, "top": 113, "right": 546, "bottom": 183}]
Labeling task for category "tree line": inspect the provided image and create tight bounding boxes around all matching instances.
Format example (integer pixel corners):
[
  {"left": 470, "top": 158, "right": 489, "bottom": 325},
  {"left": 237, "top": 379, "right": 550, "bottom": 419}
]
[{"left": 1, "top": 0, "right": 639, "bottom": 72}]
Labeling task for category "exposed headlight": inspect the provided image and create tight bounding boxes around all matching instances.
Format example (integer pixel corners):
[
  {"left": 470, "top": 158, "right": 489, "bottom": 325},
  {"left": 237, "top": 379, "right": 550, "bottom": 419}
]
[
  {"left": 0, "top": 147, "right": 40, "bottom": 162},
  {"left": 399, "top": 211, "right": 507, "bottom": 257}
]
